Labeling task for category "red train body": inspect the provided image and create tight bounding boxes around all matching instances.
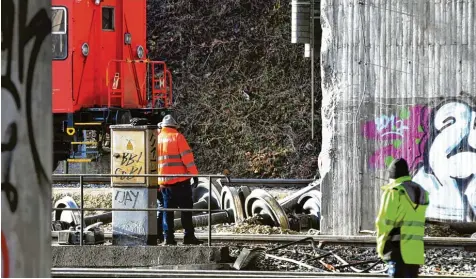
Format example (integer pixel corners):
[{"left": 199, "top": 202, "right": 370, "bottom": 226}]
[{"left": 51, "top": 0, "right": 172, "bottom": 168}]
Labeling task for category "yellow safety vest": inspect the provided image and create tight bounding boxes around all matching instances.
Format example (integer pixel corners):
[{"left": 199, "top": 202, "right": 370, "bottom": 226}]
[{"left": 376, "top": 176, "right": 429, "bottom": 265}]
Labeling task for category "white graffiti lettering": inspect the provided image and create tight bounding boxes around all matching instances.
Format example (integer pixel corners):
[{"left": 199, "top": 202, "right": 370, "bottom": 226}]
[
  {"left": 374, "top": 114, "right": 409, "bottom": 137},
  {"left": 414, "top": 100, "right": 476, "bottom": 222}
]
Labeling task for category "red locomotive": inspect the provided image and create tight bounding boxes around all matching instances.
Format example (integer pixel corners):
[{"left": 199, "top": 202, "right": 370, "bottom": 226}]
[{"left": 51, "top": 0, "right": 172, "bottom": 169}]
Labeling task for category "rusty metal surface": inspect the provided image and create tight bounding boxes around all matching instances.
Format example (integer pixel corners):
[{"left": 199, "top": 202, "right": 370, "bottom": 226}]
[
  {"left": 220, "top": 186, "right": 246, "bottom": 223},
  {"left": 245, "top": 189, "right": 290, "bottom": 229}
]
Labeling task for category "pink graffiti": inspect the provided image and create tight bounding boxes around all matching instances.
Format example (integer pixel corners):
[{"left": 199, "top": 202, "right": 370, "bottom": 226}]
[{"left": 361, "top": 105, "right": 430, "bottom": 170}]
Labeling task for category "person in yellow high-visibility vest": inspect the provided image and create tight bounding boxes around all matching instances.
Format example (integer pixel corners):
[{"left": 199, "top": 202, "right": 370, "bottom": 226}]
[{"left": 376, "top": 158, "right": 430, "bottom": 278}]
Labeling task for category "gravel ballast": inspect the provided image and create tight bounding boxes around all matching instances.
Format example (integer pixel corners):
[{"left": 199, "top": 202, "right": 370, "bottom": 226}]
[{"left": 227, "top": 243, "right": 476, "bottom": 276}]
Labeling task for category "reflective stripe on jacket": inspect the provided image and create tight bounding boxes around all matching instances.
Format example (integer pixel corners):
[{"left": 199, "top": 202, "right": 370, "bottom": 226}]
[
  {"left": 157, "top": 127, "right": 198, "bottom": 186},
  {"left": 376, "top": 176, "right": 429, "bottom": 265}
]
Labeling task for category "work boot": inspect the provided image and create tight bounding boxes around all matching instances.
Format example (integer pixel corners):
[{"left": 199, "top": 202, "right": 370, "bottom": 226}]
[
  {"left": 162, "top": 238, "right": 177, "bottom": 246},
  {"left": 157, "top": 236, "right": 164, "bottom": 245},
  {"left": 183, "top": 235, "right": 203, "bottom": 245}
]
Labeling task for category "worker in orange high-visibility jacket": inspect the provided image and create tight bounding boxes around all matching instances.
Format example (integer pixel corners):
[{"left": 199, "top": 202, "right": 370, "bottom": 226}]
[
  {"left": 156, "top": 123, "right": 164, "bottom": 244},
  {"left": 376, "top": 158, "right": 429, "bottom": 278},
  {"left": 157, "top": 115, "right": 203, "bottom": 245}
]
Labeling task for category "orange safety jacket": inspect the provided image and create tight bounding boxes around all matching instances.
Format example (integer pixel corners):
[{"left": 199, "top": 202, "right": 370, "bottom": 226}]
[{"left": 157, "top": 127, "right": 199, "bottom": 186}]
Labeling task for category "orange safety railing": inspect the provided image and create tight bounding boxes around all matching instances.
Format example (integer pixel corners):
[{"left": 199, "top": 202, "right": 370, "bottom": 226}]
[
  {"left": 106, "top": 59, "right": 173, "bottom": 109},
  {"left": 150, "top": 61, "right": 173, "bottom": 108}
]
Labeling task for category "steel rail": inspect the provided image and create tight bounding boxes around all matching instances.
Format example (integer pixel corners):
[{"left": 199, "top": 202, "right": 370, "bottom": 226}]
[
  {"left": 50, "top": 268, "right": 474, "bottom": 278},
  {"left": 50, "top": 232, "right": 476, "bottom": 248}
]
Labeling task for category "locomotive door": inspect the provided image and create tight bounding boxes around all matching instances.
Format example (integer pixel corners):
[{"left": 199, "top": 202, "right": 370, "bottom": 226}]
[
  {"left": 100, "top": 0, "right": 120, "bottom": 106},
  {"left": 52, "top": 6, "right": 73, "bottom": 112}
]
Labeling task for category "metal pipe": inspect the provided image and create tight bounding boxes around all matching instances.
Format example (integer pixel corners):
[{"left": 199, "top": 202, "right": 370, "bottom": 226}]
[
  {"left": 52, "top": 176, "right": 315, "bottom": 186},
  {"left": 174, "top": 211, "right": 230, "bottom": 230},
  {"left": 208, "top": 176, "right": 212, "bottom": 246},
  {"left": 84, "top": 212, "right": 112, "bottom": 226},
  {"left": 172, "top": 198, "right": 210, "bottom": 219},
  {"left": 76, "top": 200, "right": 229, "bottom": 229},
  {"left": 80, "top": 199, "right": 217, "bottom": 228},
  {"left": 80, "top": 175, "right": 84, "bottom": 246},
  {"left": 53, "top": 173, "right": 226, "bottom": 178},
  {"left": 52, "top": 176, "right": 110, "bottom": 183},
  {"left": 310, "top": 0, "right": 315, "bottom": 140}
]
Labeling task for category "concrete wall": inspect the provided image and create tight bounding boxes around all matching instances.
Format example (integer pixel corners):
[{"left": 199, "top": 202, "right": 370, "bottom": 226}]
[
  {"left": 1, "top": 0, "right": 52, "bottom": 276},
  {"left": 319, "top": 0, "right": 476, "bottom": 235}
]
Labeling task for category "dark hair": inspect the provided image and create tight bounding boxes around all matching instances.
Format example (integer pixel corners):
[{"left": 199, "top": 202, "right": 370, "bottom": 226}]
[{"left": 388, "top": 158, "right": 410, "bottom": 179}]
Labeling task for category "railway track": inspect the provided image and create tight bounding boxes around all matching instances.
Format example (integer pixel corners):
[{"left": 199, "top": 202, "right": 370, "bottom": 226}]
[
  {"left": 50, "top": 232, "right": 476, "bottom": 249},
  {"left": 50, "top": 268, "right": 474, "bottom": 278}
]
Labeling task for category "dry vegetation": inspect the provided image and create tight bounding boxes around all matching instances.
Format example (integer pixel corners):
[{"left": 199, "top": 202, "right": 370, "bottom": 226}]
[{"left": 146, "top": 0, "right": 321, "bottom": 178}]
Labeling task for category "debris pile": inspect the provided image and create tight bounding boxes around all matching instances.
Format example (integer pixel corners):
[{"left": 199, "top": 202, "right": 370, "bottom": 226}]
[
  {"left": 52, "top": 177, "right": 321, "bottom": 235},
  {"left": 186, "top": 178, "right": 322, "bottom": 232},
  {"left": 229, "top": 244, "right": 476, "bottom": 276}
]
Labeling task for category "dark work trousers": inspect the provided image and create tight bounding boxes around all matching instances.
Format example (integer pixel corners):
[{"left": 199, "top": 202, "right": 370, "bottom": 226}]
[
  {"left": 157, "top": 190, "right": 164, "bottom": 241},
  {"left": 388, "top": 260, "right": 420, "bottom": 278},
  {"left": 161, "top": 180, "right": 195, "bottom": 240}
]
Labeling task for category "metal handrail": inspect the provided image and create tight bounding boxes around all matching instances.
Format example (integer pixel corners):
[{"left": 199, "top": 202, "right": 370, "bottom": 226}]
[
  {"left": 52, "top": 173, "right": 227, "bottom": 247},
  {"left": 52, "top": 175, "right": 315, "bottom": 186}
]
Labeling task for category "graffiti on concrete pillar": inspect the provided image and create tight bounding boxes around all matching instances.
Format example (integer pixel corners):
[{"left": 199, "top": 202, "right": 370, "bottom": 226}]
[
  {"left": 361, "top": 105, "right": 430, "bottom": 171},
  {"left": 1, "top": 0, "right": 51, "bottom": 196},
  {"left": 1, "top": 0, "right": 52, "bottom": 277},
  {"left": 362, "top": 97, "right": 476, "bottom": 222},
  {"left": 114, "top": 189, "right": 140, "bottom": 208}
]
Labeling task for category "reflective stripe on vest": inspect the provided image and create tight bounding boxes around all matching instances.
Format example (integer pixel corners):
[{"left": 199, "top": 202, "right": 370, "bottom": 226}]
[
  {"left": 157, "top": 149, "right": 193, "bottom": 161},
  {"left": 158, "top": 162, "right": 186, "bottom": 168},
  {"left": 384, "top": 219, "right": 426, "bottom": 227},
  {"left": 389, "top": 234, "right": 424, "bottom": 241}
]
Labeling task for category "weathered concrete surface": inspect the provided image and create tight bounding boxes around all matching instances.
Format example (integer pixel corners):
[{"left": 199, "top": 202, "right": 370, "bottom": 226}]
[
  {"left": 319, "top": 0, "right": 476, "bottom": 235},
  {"left": 1, "top": 0, "right": 52, "bottom": 277},
  {"left": 51, "top": 245, "right": 230, "bottom": 267},
  {"left": 112, "top": 188, "right": 157, "bottom": 245}
]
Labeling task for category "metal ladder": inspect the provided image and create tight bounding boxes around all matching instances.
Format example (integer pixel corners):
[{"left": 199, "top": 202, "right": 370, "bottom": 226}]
[{"left": 108, "top": 71, "right": 124, "bottom": 107}]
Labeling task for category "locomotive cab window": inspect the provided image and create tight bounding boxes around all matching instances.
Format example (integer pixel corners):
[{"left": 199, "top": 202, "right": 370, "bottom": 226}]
[
  {"left": 102, "top": 7, "right": 115, "bottom": 31},
  {"left": 51, "top": 7, "right": 67, "bottom": 60}
]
